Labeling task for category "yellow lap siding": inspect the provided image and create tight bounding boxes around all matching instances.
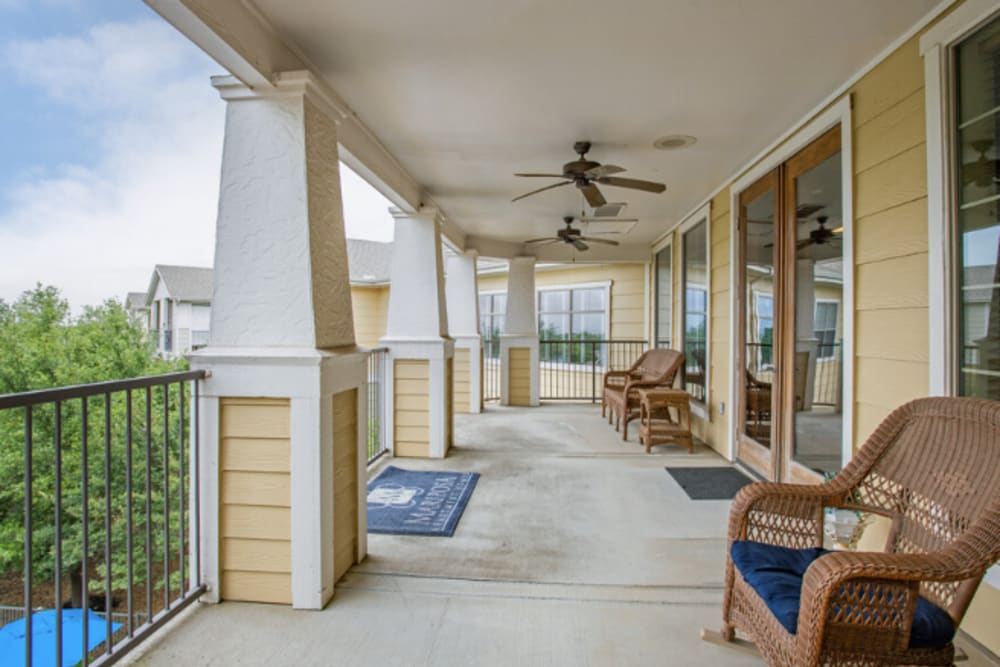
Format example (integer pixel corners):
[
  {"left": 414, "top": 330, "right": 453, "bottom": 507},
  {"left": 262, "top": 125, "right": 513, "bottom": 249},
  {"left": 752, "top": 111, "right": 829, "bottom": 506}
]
[
  {"left": 219, "top": 397, "right": 292, "bottom": 604},
  {"left": 332, "top": 389, "right": 358, "bottom": 582},
  {"left": 454, "top": 348, "right": 471, "bottom": 413},
  {"left": 509, "top": 347, "right": 531, "bottom": 405},
  {"left": 394, "top": 359, "right": 429, "bottom": 457}
]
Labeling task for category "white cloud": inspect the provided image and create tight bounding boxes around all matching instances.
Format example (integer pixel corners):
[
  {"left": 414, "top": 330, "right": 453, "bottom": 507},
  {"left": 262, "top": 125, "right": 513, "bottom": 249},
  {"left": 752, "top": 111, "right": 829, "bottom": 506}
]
[
  {"left": 0, "top": 18, "right": 396, "bottom": 311},
  {"left": 0, "top": 19, "right": 223, "bottom": 309}
]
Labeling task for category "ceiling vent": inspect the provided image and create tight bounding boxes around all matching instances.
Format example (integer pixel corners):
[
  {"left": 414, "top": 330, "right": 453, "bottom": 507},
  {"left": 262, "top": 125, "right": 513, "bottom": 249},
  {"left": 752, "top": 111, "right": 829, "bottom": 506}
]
[{"left": 591, "top": 202, "right": 627, "bottom": 217}]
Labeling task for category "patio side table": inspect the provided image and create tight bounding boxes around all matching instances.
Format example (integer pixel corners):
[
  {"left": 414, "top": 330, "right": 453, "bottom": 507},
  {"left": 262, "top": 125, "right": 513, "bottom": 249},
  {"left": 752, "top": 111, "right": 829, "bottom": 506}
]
[{"left": 637, "top": 388, "right": 693, "bottom": 454}]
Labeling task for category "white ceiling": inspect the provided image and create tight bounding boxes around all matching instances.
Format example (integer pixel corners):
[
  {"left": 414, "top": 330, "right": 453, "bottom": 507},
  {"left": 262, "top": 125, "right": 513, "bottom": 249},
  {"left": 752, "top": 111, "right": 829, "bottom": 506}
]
[{"left": 251, "top": 0, "right": 939, "bottom": 247}]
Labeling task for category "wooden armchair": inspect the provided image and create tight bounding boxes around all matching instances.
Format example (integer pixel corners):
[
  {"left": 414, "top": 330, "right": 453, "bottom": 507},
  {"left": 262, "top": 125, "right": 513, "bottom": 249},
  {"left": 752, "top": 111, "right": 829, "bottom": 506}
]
[
  {"left": 713, "top": 397, "right": 1000, "bottom": 666},
  {"left": 601, "top": 348, "right": 684, "bottom": 441}
]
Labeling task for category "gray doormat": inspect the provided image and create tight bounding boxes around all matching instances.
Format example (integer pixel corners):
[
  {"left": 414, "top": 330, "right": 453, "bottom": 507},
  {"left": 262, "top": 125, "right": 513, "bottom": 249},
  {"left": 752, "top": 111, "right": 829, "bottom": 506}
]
[{"left": 666, "top": 466, "right": 754, "bottom": 500}]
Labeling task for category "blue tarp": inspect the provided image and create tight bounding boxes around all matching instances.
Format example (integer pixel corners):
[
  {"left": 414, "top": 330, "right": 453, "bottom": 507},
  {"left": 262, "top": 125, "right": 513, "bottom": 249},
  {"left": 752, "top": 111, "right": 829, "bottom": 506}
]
[{"left": 0, "top": 608, "right": 121, "bottom": 667}]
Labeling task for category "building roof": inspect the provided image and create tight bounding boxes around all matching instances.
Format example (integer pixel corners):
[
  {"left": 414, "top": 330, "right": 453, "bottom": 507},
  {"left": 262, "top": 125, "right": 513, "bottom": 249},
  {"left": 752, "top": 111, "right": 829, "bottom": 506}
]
[
  {"left": 147, "top": 265, "right": 214, "bottom": 304},
  {"left": 347, "top": 239, "right": 393, "bottom": 285},
  {"left": 125, "top": 292, "right": 148, "bottom": 310}
]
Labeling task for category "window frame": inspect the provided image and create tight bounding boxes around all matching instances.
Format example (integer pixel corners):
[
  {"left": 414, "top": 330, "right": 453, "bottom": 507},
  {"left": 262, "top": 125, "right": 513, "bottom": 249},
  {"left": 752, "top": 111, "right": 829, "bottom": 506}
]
[
  {"left": 679, "top": 204, "right": 711, "bottom": 417},
  {"left": 478, "top": 290, "right": 507, "bottom": 359},
  {"left": 653, "top": 239, "right": 674, "bottom": 348},
  {"left": 813, "top": 299, "right": 840, "bottom": 361},
  {"left": 535, "top": 282, "right": 611, "bottom": 343},
  {"left": 923, "top": 0, "right": 1000, "bottom": 397}
]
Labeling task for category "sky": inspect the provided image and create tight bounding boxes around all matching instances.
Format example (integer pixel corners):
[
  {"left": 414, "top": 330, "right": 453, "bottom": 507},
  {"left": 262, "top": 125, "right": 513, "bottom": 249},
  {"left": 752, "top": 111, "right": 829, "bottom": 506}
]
[{"left": 0, "top": 1, "right": 394, "bottom": 311}]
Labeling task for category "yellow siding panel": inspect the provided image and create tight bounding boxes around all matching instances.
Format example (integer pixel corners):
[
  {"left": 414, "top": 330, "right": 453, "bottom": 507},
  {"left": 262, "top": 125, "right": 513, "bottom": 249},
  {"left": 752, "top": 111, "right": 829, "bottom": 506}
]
[
  {"left": 395, "top": 360, "right": 430, "bottom": 380},
  {"left": 395, "top": 378, "right": 430, "bottom": 395},
  {"left": 221, "top": 471, "right": 291, "bottom": 507},
  {"left": 711, "top": 188, "right": 731, "bottom": 220},
  {"left": 332, "top": 389, "right": 358, "bottom": 582},
  {"left": 855, "top": 308, "right": 929, "bottom": 363},
  {"left": 220, "top": 400, "right": 291, "bottom": 439},
  {"left": 395, "top": 410, "right": 430, "bottom": 427},
  {"left": 351, "top": 286, "right": 390, "bottom": 349},
  {"left": 394, "top": 359, "right": 429, "bottom": 457},
  {"left": 221, "top": 505, "right": 291, "bottom": 541},
  {"left": 221, "top": 438, "right": 290, "bottom": 473},
  {"left": 454, "top": 348, "right": 471, "bottom": 413},
  {"left": 509, "top": 347, "right": 532, "bottom": 406},
  {"left": 394, "top": 394, "right": 430, "bottom": 411},
  {"left": 221, "top": 572, "right": 292, "bottom": 605},
  {"left": 222, "top": 538, "right": 290, "bottom": 573},
  {"left": 854, "top": 88, "right": 925, "bottom": 173},
  {"left": 395, "top": 440, "right": 430, "bottom": 458},
  {"left": 855, "top": 253, "right": 928, "bottom": 311},
  {"left": 854, "top": 199, "right": 929, "bottom": 265},
  {"left": 855, "top": 143, "right": 927, "bottom": 219},
  {"left": 851, "top": 36, "right": 923, "bottom": 127},
  {"left": 855, "top": 358, "right": 929, "bottom": 409}
]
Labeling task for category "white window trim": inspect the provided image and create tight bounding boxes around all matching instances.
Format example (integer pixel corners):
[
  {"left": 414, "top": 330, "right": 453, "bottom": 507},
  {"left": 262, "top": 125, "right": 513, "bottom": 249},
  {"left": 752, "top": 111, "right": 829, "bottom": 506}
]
[
  {"left": 813, "top": 298, "right": 841, "bottom": 361},
  {"left": 679, "top": 203, "right": 711, "bottom": 419},
  {"left": 727, "top": 95, "right": 854, "bottom": 466},
  {"left": 752, "top": 290, "right": 776, "bottom": 370},
  {"left": 652, "top": 239, "right": 674, "bottom": 347},
  {"left": 922, "top": 0, "right": 1000, "bottom": 398}
]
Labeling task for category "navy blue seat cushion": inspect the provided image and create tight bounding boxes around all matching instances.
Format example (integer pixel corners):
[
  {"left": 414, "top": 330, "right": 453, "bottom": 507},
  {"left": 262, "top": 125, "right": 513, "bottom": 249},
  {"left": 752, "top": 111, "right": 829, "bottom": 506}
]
[{"left": 730, "top": 540, "right": 954, "bottom": 648}]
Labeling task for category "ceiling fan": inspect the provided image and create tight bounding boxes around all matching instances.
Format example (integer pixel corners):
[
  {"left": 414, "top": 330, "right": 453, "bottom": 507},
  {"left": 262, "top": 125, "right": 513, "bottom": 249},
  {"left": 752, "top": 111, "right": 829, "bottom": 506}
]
[
  {"left": 512, "top": 141, "right": 667, "bottom": 207},
  {"left": 963, "top": 139, "right": 1000, "bottom": 187},
  {"left": 796, "top": 215, "right": 842, "bottom": 250},
  {"left": 524, "top": 216, "right": 621, "bottom": 252}
]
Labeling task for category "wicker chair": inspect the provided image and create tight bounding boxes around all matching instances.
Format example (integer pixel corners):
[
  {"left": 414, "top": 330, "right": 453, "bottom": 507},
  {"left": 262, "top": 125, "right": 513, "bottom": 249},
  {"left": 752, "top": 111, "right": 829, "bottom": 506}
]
[
  {"left": 601, "top": 348, "right": 684, "bottom": 441},
  {"left": 745, "top": 369, "right": 772, "bottom": 443},
  {"left": 717, "top": 397, "right": 1000, "bottom": 666}
]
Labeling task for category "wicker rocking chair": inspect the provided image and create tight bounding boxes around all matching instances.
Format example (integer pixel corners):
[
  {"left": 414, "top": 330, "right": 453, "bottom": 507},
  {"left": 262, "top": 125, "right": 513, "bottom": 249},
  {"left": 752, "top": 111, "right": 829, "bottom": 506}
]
[
  {"left": 601, "top": 348, "right": 684, "bottom": 441},
  {"left": 711, "top": 397, "right": 1000, "bottom": 666}
]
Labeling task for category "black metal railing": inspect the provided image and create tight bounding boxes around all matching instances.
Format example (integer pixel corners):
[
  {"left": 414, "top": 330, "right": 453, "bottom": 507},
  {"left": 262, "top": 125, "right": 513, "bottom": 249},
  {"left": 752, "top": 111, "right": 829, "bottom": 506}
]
[
  {"left": 0, "top": 370, "right": 206, "bottom": 666},
  {"left": 367, "top": 348, "right": 388, "bottom": 463},
  {"left": 539, "top": 339, "right": 647, "bottom": 402}
]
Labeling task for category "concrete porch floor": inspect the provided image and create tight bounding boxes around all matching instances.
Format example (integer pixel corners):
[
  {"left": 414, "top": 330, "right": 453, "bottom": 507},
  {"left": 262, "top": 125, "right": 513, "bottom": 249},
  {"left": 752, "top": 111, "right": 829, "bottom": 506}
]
[{"left": 125, "top": 403, "right": 994, "bottom": 666}]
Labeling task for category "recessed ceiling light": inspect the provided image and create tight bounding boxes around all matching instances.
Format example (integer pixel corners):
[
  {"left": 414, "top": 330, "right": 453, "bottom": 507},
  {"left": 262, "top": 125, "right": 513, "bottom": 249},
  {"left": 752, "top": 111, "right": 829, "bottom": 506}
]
[{"left": 653, "top": 134, "right": 697, "bottom": 150}]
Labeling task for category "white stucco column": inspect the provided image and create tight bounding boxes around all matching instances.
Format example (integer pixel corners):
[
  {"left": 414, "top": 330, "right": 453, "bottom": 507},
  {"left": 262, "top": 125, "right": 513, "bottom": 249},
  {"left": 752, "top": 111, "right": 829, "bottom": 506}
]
[
  {"left": 445, "top": 250, "right": 483, "bottom": 414},
  {"left": 190, "top": 72, "right": 367, "bottom": 611},
  {"left": 380, "top": 207, "right": 455, "bottom": 458},
  {"left": 501, "top": 256, "right": 540, "bottom": 406}
]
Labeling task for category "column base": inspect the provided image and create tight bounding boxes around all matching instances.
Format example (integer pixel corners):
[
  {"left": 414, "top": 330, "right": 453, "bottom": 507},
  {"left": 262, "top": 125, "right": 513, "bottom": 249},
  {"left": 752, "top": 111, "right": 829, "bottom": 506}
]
[
  {"left": 380, "top": 337, "right": 455, "bottom": 458},
  {"left": 190, "top": 346, "right": 368, "bottom": 610},
  {"left": 500, "top": 335, "right": 539, "bottom": 407}
]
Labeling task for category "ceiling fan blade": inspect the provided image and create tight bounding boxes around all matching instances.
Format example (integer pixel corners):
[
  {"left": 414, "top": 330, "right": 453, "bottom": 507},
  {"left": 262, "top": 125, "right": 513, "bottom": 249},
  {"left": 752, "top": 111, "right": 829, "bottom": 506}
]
[
  {"left": 514, "top": 173, "right": 569, "bottom": 178},
  {"left": 585, "top": 164, "right": 626, "bottom": 177},
  {"left": 597, "top": 176, "right": 666, "bottom": 193},
  {"left": 512, "top": 180, "right": 571, "bottom": 202},
  {"left": 524, "top": 237, "right": 558, "bottom": 244},
  {"left": 797, "top": 238, "right": 814, "bottom": 250},
  {"left": 581, "top": 183, "right": 607, "bottom": 207},
  {"left": 572, "top": 239, "right": 589, "bottom": 251},
  {"left": 579, "top": 237, "right": 620, "bottom": 246}
]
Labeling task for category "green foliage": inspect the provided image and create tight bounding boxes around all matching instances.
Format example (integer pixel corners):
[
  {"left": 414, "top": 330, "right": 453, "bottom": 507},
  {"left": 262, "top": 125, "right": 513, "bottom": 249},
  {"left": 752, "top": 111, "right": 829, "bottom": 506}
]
[{"left": 0, "top": 285, "right": 187, "bottom": 596}]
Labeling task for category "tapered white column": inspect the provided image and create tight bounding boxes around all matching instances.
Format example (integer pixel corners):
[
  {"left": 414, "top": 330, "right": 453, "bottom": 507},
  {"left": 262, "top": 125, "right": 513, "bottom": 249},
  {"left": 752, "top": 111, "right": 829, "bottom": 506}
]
[
  {"left": 381, "top": 207, "right": 455, "bottom": 458},
  {"left": 501, "top": 256, "right": 539, "bottom": 406},
  {"left": 191, "top": 72, "right": 367, "bottom": 611},
  {"left": 445, "top": 250, "right": 483, "bottom": 414}
]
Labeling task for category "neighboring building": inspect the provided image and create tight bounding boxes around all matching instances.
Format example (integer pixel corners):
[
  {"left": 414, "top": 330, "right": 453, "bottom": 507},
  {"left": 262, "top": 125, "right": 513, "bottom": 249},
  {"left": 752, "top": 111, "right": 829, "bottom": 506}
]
[
  {"left": 145, "top": 265, "right": 213, "bottom": 359},
  {"left": 125, "top": 291, "right": 149, "bottom": 323},
  {"left": 347, "top": 239, "right": 393, "bottom": 348}
]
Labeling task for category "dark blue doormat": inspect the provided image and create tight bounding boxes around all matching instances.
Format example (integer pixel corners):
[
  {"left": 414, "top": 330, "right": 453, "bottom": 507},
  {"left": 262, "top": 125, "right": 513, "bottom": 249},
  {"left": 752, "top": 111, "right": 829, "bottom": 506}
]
[{"left": 367, "top": 466, "right": 480, "bottom": 536}]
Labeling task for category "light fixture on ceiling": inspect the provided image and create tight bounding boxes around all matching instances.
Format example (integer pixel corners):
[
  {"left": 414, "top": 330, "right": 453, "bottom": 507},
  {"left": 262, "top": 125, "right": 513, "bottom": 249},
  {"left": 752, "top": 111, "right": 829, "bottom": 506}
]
[{"left": 653, "top": 134, "right": 697, "bottom": 151}]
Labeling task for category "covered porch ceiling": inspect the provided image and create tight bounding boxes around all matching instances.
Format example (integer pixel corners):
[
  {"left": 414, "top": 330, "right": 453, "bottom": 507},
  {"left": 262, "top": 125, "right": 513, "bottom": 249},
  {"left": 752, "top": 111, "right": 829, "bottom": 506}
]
[{"left": 149, "top": 0, "right": 941, "bottom": 260}]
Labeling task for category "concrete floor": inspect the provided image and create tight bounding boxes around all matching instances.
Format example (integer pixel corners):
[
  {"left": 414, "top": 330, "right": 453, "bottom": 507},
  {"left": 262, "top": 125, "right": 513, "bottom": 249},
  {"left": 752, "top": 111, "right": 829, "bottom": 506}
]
[{"left": 124, "top": 403, "right": 995, "bottom": 667}]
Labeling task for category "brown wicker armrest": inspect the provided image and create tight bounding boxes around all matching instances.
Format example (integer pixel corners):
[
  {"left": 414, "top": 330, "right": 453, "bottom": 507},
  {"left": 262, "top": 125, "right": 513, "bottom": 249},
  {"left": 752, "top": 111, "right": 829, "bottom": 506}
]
[
  {"left": 602, "top": 369, "right": 632, "bottom": 388},
  {"left": 728, "top": 482, "right": 842, "bottom": 548},
  {"left": 793, "top": 548, "right": 984, "bottom": 664}
]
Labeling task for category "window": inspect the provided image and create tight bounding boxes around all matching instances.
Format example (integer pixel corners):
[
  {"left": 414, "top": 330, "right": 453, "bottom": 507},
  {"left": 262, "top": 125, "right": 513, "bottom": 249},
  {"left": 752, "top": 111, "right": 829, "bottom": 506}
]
[
  {"left": 814, "top": 301, "right": 839, "bottom": 360},
  {"left": 682, "top": 218, "right": 709, "bottom": 403},
  {"left": 754, "top": 291, "right": 774, "bottom": 368},
  {"left": 954, "top": 15, "right": 1000, "bottom": 400},
  {"left": 479, "top": 292, "right": 506, "bottom": 359},
  {"left": 537, "top": 286, "right": 607, "bottom": 364},
  {"left": 654, "top": 243, "right": 672, "bottom": 347}
]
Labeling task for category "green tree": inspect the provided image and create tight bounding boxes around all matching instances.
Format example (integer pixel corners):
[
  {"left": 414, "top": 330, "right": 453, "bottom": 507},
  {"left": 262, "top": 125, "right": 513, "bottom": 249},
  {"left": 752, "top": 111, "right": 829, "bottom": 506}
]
[{"left": 0, "top": 285, "right": 186, "bottom": 608}]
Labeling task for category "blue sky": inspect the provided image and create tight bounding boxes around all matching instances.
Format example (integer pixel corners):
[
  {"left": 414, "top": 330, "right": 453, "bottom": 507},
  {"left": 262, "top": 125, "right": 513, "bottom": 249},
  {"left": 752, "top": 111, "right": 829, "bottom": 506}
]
[{"left": 0, "top": 1, "right": 393, "bottom": 310}]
